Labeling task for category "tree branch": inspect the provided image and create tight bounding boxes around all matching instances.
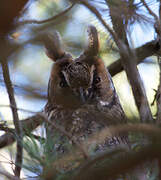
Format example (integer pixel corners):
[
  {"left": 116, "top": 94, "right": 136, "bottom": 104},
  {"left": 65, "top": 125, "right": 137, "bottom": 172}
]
[
  {"left": 0, "top": 169, "right": 21, "bottom": 180},
  {"left": 0, "top": 114, "right": 44, "bottom": 148},
  {"left": 78, "top": 0, "right": 118, "bottom": 41},
  {"left": 1, "top": 58, "right": 23, "bottom": 177},
  {"left": 108, "top": 40, "right": 160, "bottom": 76},
  {"left": 141, "top": 0, "right": 159, "bottom": 22},
  {"left": 18, "top": 3, "right": 75, "bottom": 25},
  {"left": 73, "top": 142, "right": 161, "bottom": 180},
  {"left": 107, "top": 0, "right": 153, "bottom": 122}
]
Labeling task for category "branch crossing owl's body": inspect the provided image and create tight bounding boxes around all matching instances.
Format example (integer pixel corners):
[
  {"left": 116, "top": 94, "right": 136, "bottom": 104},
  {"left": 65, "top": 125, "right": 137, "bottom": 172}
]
[{"left": 44, "top": 26, "right": 129, "bottom": 154}]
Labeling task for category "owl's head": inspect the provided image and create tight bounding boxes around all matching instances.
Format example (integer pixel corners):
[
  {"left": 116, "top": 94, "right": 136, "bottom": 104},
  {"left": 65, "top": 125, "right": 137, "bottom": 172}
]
[{"left": 45, "top": 26, "right": 113, "bottom": 108}]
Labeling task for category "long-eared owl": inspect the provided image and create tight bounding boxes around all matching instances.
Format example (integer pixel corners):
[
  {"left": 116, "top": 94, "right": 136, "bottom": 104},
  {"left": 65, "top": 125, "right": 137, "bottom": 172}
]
[{"left": 44, "top": 25, "right": 129, "bottom": 154}]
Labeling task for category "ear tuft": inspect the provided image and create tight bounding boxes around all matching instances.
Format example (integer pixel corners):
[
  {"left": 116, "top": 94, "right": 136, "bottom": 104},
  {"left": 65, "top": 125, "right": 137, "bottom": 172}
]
[
  {"left": 44, "top": 31, "right": 65, "bottom": 62},
  {"left": 84, "top": 25, "right": 99, "bottom": 57}
]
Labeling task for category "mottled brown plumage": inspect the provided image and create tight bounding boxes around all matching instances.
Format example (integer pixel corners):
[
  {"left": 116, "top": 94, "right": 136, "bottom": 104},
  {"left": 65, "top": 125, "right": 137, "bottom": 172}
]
[{"left": 44, "top": 26, "right": 129, "bottom": 154}]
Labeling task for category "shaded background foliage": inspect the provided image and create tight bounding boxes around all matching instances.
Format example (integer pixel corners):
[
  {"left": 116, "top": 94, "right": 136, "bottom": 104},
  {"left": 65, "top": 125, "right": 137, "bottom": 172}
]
[{"left": 0, "top": 0, "right": 161, "bottom": 179}]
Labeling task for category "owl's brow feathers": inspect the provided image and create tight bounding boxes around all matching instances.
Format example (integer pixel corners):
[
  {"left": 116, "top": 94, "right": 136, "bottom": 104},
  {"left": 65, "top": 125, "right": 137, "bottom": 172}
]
[{"left": 62, "top": 62, "right": 91, "bottom": 88}]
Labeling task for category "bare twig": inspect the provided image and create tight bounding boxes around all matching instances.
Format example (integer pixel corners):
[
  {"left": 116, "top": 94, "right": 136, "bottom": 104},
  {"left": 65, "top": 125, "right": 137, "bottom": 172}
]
[
  {"left": 141, "top": 0, "right": 159, "bottom": 22},
  {"left": 108, "top": 40, "right": 160, "bottom": 76},
  {"left": 0, "top": 124, "right": 14, "bottom": 133},
  {"left": 1, "top": 59, "right": 23, "bottom": 177},
  {"left": 141, "top": 0, "right": 161, "bottom": 39},
  {"left": 0, "top": 114, "right": 44, "bottom": 148},
  {"left": 78, "top": 0, "right": 118, "bottom": 42},
  {"left": 18, "top": 3, "right": 75, "bottom": 25},
  {"left": 0, "top": 169, "right": 21, "bottom": 180},
  {"left": 13, "top": 84, "right": 47, "bottom": 100},
  {"left": 27, "top": 134, "right": 45, "bottom": 142},
  {"left": 0, "top": 104, "right": 37, "bottom": 114},
  {"left": 0, "top": 120, "right": 45, "bottom": 142}
]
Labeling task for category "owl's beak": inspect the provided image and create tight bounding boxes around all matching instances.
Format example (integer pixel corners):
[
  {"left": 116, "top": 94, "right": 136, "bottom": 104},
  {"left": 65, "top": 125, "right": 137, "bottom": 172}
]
[
  {"left": 79, "top": 87, "right": 86, "bottom": 103},
  {"left": 73, "top": 87, "right": 89, "bottom": 103}
]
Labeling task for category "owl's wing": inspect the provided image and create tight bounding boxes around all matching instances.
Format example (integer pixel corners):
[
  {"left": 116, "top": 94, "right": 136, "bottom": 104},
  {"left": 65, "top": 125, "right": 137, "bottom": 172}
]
[
  {"left": 80, "top": 65, "right": 130, "bottom": 146},
  {"left": 97, "top": 70, "right": 127, "bottom": 123}
]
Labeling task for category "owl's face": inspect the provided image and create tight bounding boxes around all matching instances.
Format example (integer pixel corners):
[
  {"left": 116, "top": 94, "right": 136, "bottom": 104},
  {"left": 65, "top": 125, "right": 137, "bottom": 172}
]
[
  {"left": 45, "top": 26, "right": 114, "bottom": 108},
  {"left": 48, "top": 57, "right": 95, "bottom": 108}
]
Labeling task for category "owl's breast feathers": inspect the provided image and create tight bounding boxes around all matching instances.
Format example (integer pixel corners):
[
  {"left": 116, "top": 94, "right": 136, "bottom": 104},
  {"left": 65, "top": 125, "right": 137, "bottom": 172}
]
[{"left": 44, "top": 25, "right": 129, "bottom": 150}]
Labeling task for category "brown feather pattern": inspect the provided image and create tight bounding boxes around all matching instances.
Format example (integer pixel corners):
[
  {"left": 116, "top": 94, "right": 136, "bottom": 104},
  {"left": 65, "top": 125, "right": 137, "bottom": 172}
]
[{"left": 44, "top": 25, "right": 129, "bottom": 155}]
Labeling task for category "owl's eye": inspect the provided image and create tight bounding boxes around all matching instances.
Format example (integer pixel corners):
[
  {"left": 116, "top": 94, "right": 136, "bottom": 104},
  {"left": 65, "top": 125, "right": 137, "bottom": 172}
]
[
  {"left": 59, "top": 80, "right": 68, "bottom": 88},
  {"left": 94, "top": 76, "right": 101, "bottom": 84},
  {"left": 59, "top": 72, "right": 69, "bottom": 88}
]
